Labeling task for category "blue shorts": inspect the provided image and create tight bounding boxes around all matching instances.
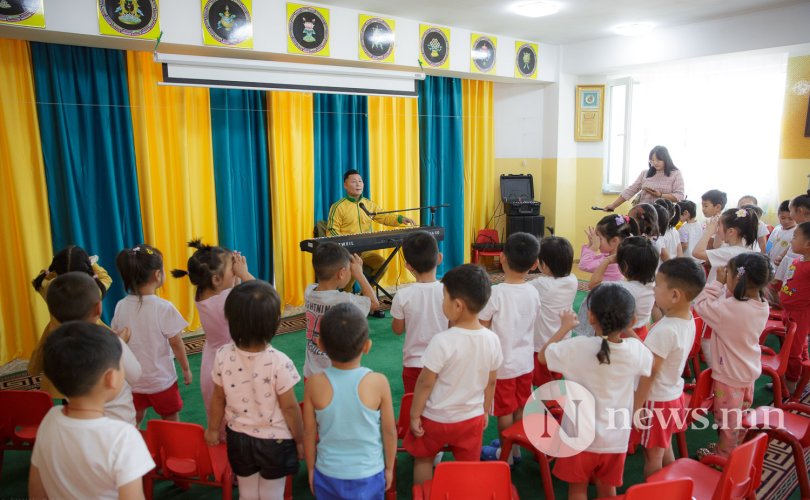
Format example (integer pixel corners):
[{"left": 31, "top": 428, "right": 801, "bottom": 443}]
[{"left": 313, "top": 468, "right": 385, "bottom": 500}]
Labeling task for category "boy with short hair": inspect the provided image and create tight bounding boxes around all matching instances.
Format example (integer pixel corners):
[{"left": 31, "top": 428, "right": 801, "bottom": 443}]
[
  {"left": 678, "top": 200, "right": 703, "bottom": 263},
  {"left": 767, "top": 200, "right": 796, "bottom": 266},
  {"left": 29, "top": 322, "right": 155, "bottom": 499},
  {"left": 634, "top": 258, "right": 706, "bottom": 477},
  {"left": 303, "top": 303, "right": 397, "bottom": 498},
  {"left": 405, "top": 264, "right": 503, "bottom": 484},
  {"left": 391, "top": 231, "right": 448, "bottom": 393},
  {"left": 45, "top": 272, "right": 142, "bottom": 425},
  {"left": 304, "top": 242, "right": 380, "bottom": 378},
  {"left": 529, "top": 236, "right": 578, "bottom": 387},
  {"left": 701, "top": 189, "right": 728, "bottom": 251}
]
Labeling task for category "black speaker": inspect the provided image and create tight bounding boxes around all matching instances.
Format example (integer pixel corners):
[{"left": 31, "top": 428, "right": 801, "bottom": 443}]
[{"left": 506, "top": 215, "right": 545, "bottom": 240}]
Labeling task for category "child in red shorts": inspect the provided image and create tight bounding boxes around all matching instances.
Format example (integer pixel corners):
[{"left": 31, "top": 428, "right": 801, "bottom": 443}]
[
  {"left": 634, "top": 258, "right": 706, "bottom": 477},
  {"left": 538, "top": 283, "right": 653, "bottom": 499},
  {"left": 479, "top": 233, "right": 541, "bottom": 465},
  {"left": 405, "top": 264, "right": 503, "bottom": 485}
]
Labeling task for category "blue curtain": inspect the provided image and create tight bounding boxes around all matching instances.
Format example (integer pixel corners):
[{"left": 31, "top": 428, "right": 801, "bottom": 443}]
[
  {"left": 31, "top": 42, "right": 144, "bottom": 322},
  {"left": 313, "top": 94, "right": 370, "bottom": 223},
  {"left": 210, "top": 89, "right": 273, "bottom": 281},
  {"left": 418, "top": 76, "right": 464, "bottom": 275}
]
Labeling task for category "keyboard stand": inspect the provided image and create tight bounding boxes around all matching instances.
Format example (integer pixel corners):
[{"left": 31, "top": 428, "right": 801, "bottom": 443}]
[{"left": 366, "top": 243, "right": 402, "bottom": 303}]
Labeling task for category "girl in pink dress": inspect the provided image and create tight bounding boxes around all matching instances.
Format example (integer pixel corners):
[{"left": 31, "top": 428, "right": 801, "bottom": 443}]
[{"left": 172, "top": 240, "right": 254, "bottom": 437}]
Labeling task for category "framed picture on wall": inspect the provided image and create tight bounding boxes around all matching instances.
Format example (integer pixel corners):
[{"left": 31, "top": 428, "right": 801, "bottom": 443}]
[{"left": 575, "top": 85, "right": 604, "bottom": 142}]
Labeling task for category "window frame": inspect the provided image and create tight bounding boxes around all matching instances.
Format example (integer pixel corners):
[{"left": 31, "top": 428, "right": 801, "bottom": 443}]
[{"left": 603, "top": 77, "right": 634, "bottom": 194}]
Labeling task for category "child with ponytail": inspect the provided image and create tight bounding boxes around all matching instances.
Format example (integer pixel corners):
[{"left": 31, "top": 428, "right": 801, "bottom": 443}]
[
  {"left": 693, "top": 207, "right": 759, "bottom": 284},
  {"left": 172, "top": 240, "right": 254, "bottom": 438},
  {"left": 579, "top": 214, "right": 642, "bottom": 281},
  {"left": 112, "top": 244, "right": 191, "bottom": 425},
  {"left": 694, "top": 252, "right": 771, "bottom": 458},
  {"left": 538, "top": 283, "right": 653, "bottom": 499}
]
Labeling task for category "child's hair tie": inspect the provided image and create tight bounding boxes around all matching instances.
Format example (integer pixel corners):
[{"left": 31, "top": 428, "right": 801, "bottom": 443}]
[
  {"left": 737, "top": 266, "right": 746, "bottom": 276},
  {"left": 614, "top": 215, "right": 625, "bottom": 226},
  {"left": 131, "top": 246, "right": 141, "bottom": 253},
  {"left": 735, "top": 209, "right": 748, "bottom": 218}
]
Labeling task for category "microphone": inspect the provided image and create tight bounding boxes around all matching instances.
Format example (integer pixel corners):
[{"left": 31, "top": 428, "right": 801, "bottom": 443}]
[{"left": 359, "top": 202, "right": 374, "bottom": 217}]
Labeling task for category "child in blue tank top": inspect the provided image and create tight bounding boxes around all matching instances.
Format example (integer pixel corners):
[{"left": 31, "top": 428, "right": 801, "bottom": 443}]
[{"left": 303, "top": 303, "right": 397, "bottom": 499}]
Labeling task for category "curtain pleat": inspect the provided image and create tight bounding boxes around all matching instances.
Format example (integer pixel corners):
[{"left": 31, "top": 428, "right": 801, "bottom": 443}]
[
  {"left": 210, "top": 88, "right": 273, "bottom": 282},
  {"left": 31, "top": 42, "right": 144, "bottom": 323},
  {"left": 462, "top": 79, "right": 495, "bottom": 255},
  {"left": 313, "top": 94, "right": 370, "bottom": 223},
  {"left": 418, "top": 76, "right": 465, "bottom": 274},
  {"left": 367, "top": 96, "right": 420, "bottom": 287},
  {"left": 126, "top": 51, "right": 219, "bottom": 329},
  {"left": 0, "top": 39, "right": 54, "bottom": 363},
  {"left": 268, "top": 92, "right": 315, "bottom": 307}
]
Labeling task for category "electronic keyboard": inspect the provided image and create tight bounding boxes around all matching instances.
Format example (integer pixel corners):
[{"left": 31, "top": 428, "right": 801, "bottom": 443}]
[{"left": 300, "top": 226, "right": 445, "bottom": 253}]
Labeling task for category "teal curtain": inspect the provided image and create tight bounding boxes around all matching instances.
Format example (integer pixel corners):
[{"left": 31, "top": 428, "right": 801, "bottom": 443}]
[
  {"left": 313, "top": 94, "right": 370, "bottom": 223},
  {"left": 210, "top": 89, "right": 273, "bottom": 281},
  {"left": 418, "top": 76, "right": 464, "bottom": 274},
  {"left": 31, "top": 42, "right": 144, "bottom": 322}
]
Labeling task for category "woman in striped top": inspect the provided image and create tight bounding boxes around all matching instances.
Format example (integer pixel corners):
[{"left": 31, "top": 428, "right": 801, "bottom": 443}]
[{"left": 604, "top": 145, "right": 686, "bottom": 211}]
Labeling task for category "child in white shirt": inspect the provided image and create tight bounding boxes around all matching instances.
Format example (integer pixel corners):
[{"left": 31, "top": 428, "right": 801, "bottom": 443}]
[
  {"left": 635, "top": 258, "right": 706, "bottom": 477},
  {"left": 538, "top": 283, "right": 653, "bottom": 499},
  {"left": 30, "top": 322, "right": 154, "bottom": 500},
  {"left": 479, "top": 233, "right": 541, "bottom": 465},
  {"left": 529, "top": 236, "right": 578, "bottom": 387},
  {"left": 391, "top": 230, "right": 447, "bottom": 393},
  {"left": 766, "top": 200, "right": 797, "bottom": 267},
  {"left": 677, "top": 200, "right": 704, "bottom": 263}
]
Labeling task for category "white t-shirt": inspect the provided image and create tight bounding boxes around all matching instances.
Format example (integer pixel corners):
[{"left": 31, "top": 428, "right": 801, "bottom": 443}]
[
  {"left": 529, "top": 274, "right": 579, "bottom": 351},
  {"left": 767, "top": 225, "right": 796, "bottom": 265},
  {"left": 662, "top": 228, "right": 681, "bottom": 258},
  {"left": 679, "top": 221, "right": 704, "bottom": 263},
  {"left": 643, "top": 316, "right": 696, "bottom": 401},
  {"left": 545, "top": 336, "right": 653, "bottom": 453},
  {"left": 706, "top": 245, "right": 749, "bottom": 284},
  {"left": 304, "top": 284, "right": 371, "bottom": 378},
  {"left": 616, "top": 280, "right": 655, "bottom": 328},
  {"left": 111, "top": 295, "right": 189, "bottom": 394},
  {"left": 422, "top": 327, "right": 503, "bottom": 423},
  {"left": 775, "top": 251, "right": 800, "bottom": 282},
  {"left": 31, "top": 407, "right": 155, "bottom": 500},
  {"left": 105, "top": 338, "right": 142, "bottom": 425},
  {"left": 479, "top": 283, "right": 540, "bottom": 379},
  {"left": 390, "top": 281, "right": 447, "bottom": 368}
]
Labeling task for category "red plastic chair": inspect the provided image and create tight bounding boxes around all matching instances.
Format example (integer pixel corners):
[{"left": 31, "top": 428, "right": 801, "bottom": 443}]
[
  {"left": 0, "top": 390, "right": 53, "bottom": 476},
  {"left": 412, "top": 461, "right": 519, "bottom": 500},
  {"left": 609, "top": 478, "right": 694, "bottom": 499},
  {"left": 498, "top": 412, "right": 556, "bottom": 499},
  {"left": 683, "top": 314, "right": 706, "bottom": 381},
  {"left": 648, "top": 432, "right": 769, "bottom": 500},
  {"left": 471, "top": 229, "right": 502, "bottom": 266},
  {"left": 759, "top": 320, "right": 796, "bottom": 407},
  {"left": 675, "top": 368, "right": 715, "bottom": 459},
  {"left": 143, "top": 420, "right": 233, "bottom": 500}
]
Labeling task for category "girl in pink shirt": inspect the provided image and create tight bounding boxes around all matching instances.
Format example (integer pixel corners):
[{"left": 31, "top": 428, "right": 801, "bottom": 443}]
[
  {"left": 172, "top": 240, "right": 254, "bottom": 436},
  {"left": 694, "top": 252, "right": 771, "bottom": 458},
  {"left": 579, "top": 214, "right": 642, "bottom": 282}
]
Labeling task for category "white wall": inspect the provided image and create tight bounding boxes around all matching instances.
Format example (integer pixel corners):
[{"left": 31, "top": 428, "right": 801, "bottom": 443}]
[
  {"left": 493, "top": 82, "right": 544, "bottom": 158},
  {"left": 0, "top": 0, "right": 559, "bottom": 82}
]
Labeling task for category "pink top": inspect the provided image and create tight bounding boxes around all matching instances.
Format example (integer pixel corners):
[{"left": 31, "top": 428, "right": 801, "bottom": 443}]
[
  {"left": 198, "top": 288, "right": 233, "bottom": 351},
  {"left": 578, "top": 246, "right": 624, "bottom": 281},
  {"left": 694, "top": 282, "right": 769, "bottom": 388},
  {"left": 621, "top": 169, "right": 685, "bottom": 205}
]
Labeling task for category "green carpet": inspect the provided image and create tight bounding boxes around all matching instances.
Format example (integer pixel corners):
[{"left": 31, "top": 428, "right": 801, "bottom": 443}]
[{"left": 0, "top": 294, "right": 801, "bottom": 499}]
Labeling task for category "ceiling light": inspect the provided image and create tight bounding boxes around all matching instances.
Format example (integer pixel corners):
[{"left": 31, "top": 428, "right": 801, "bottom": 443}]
[
  {"left": 512, "top": 1, "right": 559, "bottom": 18},
  {"left": 613, "top": 23, "right": 654, "bottom": 36}
]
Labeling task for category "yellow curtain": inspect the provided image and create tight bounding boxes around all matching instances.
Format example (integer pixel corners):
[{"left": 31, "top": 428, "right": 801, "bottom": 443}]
[
  {"left": 126, "top": 51, "right": 219, "bottom": 329},
  {"left": 462, "top": 79, "right": 495, "bottom": 255},
  {"left": 367, "top": 96, "right": 420, "bottom": 287},
  {"left": 0, "top": 39, "right": 54, "bottom": 363},
  {"left": 268, "top": 92, "right": 315, "bottom": 307}
]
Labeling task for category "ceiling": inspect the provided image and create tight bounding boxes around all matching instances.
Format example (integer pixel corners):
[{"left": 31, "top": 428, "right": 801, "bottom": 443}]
[{"left": 322, "top": 0, "right": 805, "bottom": 45}]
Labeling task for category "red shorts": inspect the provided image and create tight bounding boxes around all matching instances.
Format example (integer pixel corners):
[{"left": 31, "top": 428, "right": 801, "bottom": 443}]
[
  {"left": 404, "top": 415, "right": 485, "bottom": 461},
  {"left": 553, "top": 451, "right": 626, "bottom": 487},
  {"left": 533, "top": 354, "right": 562, "bottom": 387},
  {"left": 133, "top": 382, "right": 183, "bottom": 417},
  {"left": 634, "top": 325, "right": 649, "bottom": 341},
  {"left": 630, "top": 395, "right": 686, "bottom": 449},
  {"left": 494, "top": 372, "right": 533, "bottom": 416},
  {"left": 402, "top": 367, "right": 422, "bottom": 394}
]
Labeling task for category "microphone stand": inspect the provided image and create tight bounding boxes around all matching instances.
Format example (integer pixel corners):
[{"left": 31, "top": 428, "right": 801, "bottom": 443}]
[{"left": 363, "top": 203, "right": 450, "bottom": 226}]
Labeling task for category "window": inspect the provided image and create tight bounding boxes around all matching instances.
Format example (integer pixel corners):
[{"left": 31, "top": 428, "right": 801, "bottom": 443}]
[{"left": 603, "top": 78, "right": 633, "bottom": 193}]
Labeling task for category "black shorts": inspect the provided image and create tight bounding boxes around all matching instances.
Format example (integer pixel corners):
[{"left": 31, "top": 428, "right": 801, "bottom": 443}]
[{"left": 226, "top": 427, "right": 299, "bottom": 479}]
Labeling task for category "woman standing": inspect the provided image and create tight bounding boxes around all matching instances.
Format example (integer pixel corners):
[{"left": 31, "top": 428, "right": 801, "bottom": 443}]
[{"left": 605, "top": 146, "right": 685, "bottom": 211}]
